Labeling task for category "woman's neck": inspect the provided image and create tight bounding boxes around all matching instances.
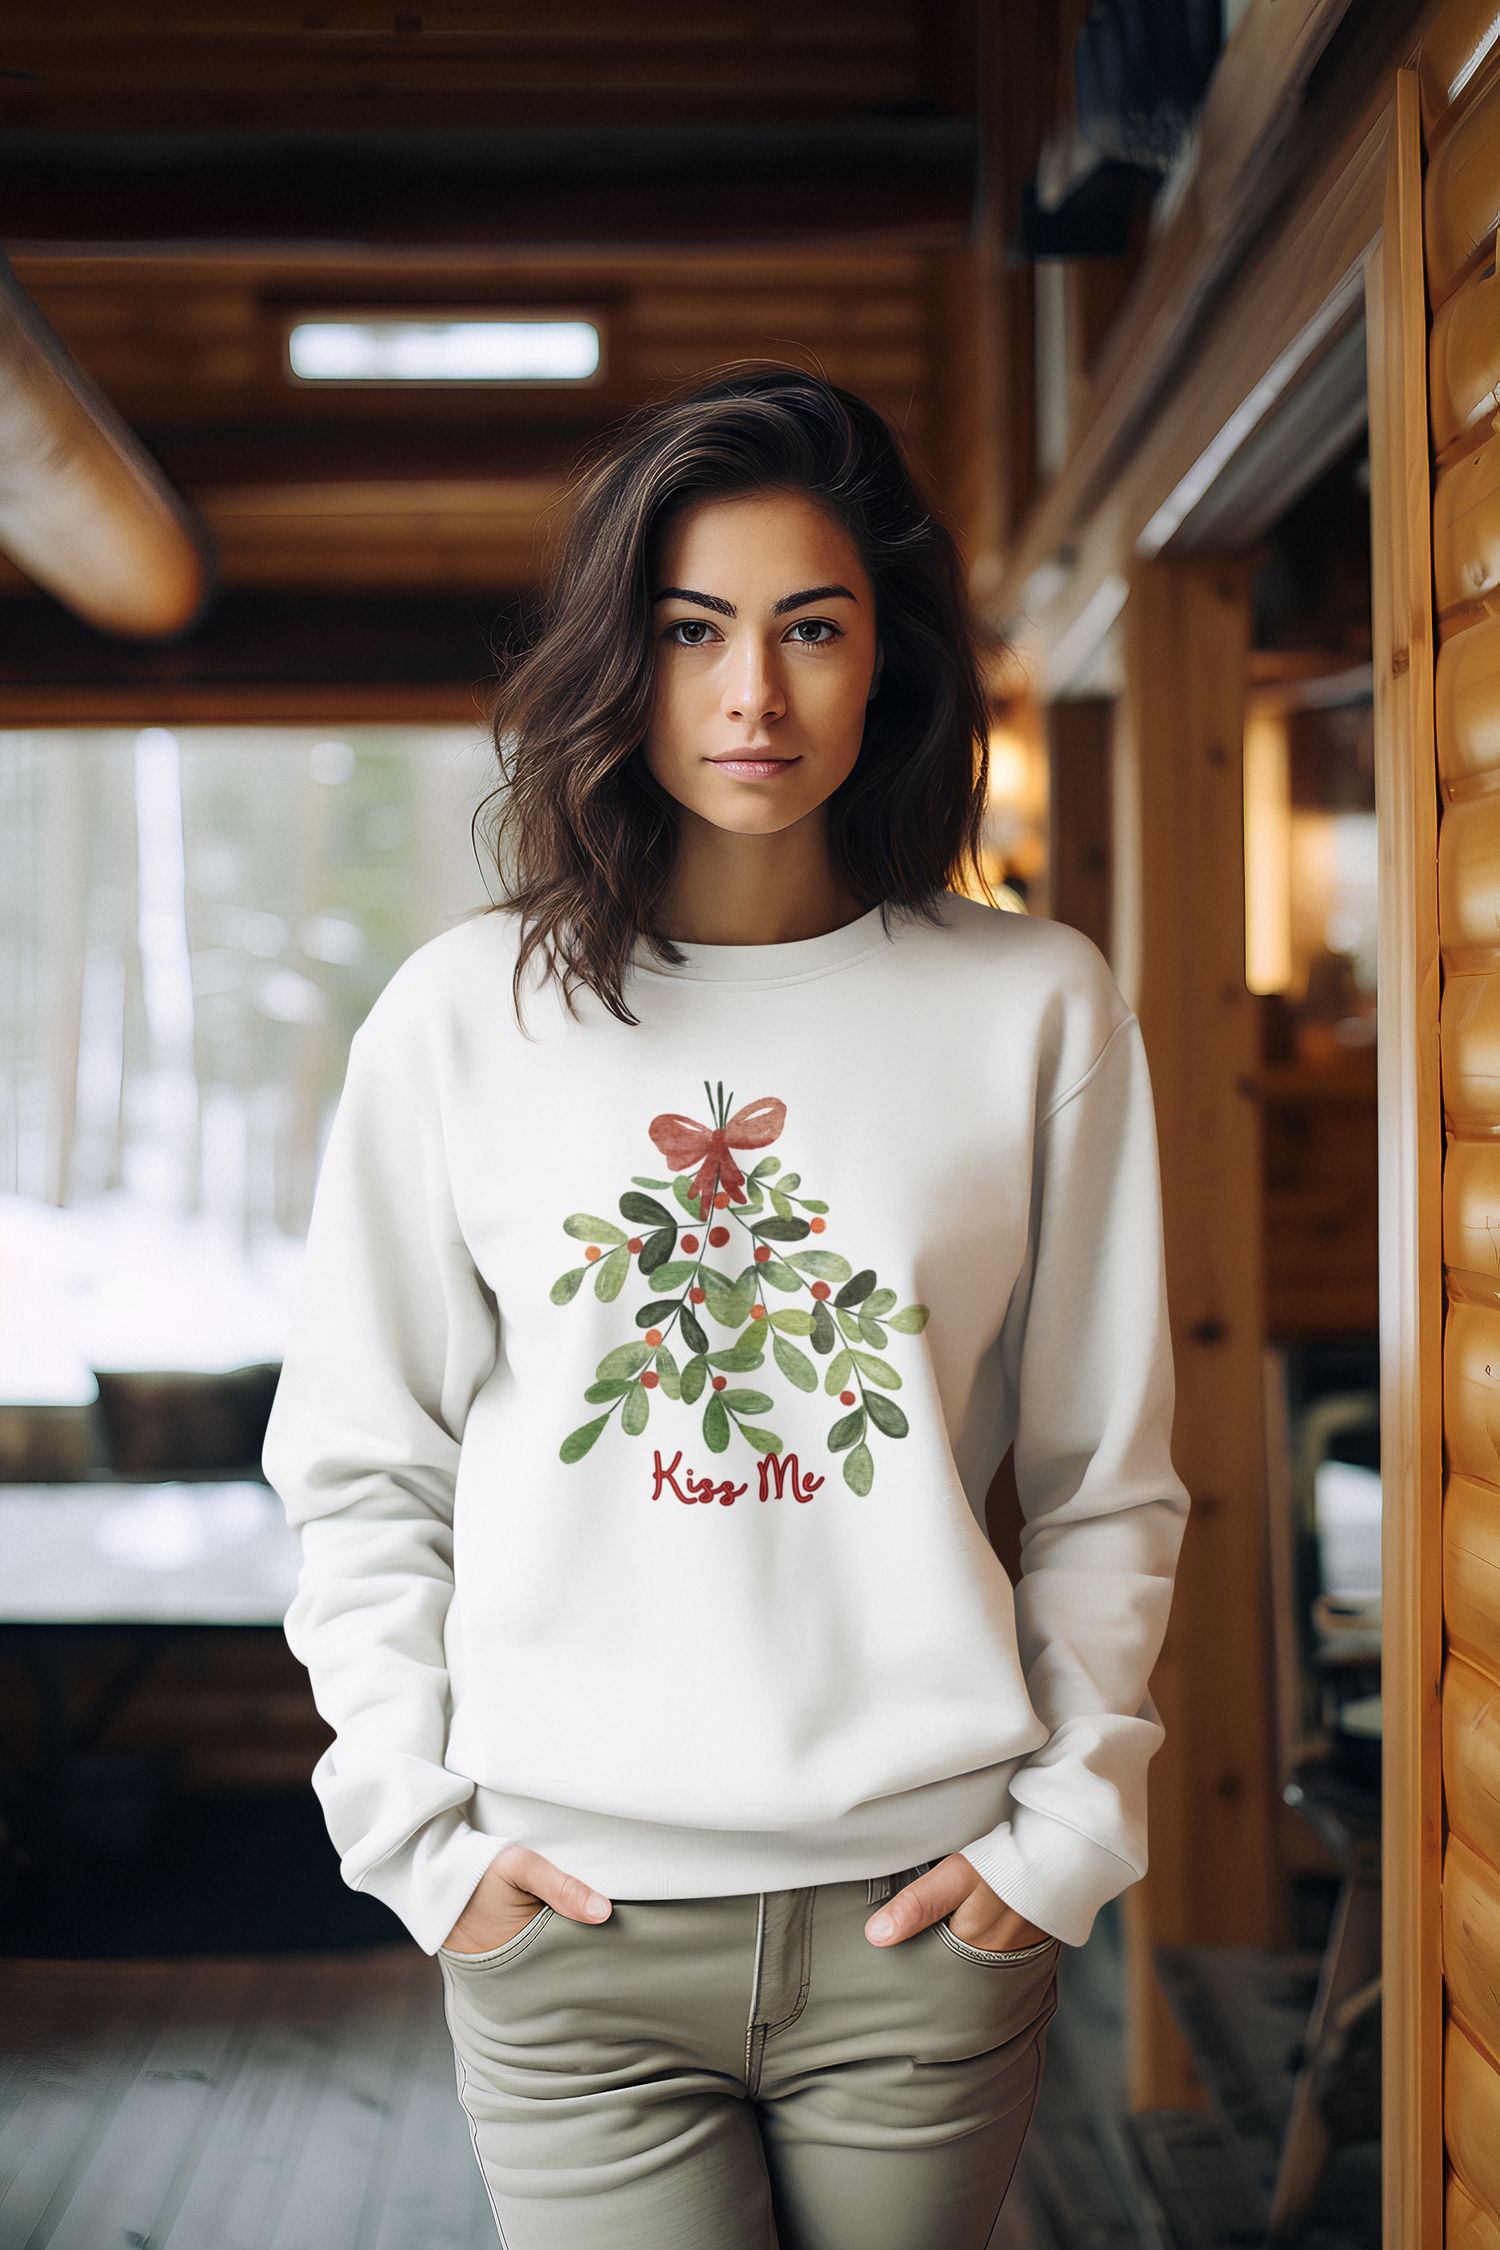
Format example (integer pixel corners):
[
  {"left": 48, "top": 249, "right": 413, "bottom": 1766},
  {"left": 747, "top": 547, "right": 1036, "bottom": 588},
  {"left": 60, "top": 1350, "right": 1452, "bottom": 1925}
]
[{"left": 653, "top": 807, "right": 869, "bottom": 947}]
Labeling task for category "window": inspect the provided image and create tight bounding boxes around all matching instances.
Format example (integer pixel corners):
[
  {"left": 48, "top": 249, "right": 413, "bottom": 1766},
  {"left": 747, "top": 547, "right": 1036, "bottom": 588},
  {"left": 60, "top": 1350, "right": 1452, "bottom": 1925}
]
[{"left": 1, "top": 725, "right": 495, "bottom": 1400}]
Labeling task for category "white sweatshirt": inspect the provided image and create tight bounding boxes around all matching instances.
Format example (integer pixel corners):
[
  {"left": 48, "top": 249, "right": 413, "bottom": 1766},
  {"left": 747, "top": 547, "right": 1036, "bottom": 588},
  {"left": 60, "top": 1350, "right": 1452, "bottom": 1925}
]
[{"left": 264, "top": 897, "right": 1188, "bottom": 1954}]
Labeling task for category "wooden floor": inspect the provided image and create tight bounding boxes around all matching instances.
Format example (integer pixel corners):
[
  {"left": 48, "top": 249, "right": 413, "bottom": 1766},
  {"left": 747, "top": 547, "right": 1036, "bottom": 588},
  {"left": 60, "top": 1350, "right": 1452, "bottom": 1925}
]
[{"left": 0, "top": 1949, "right": 494, "bottom": 2250}]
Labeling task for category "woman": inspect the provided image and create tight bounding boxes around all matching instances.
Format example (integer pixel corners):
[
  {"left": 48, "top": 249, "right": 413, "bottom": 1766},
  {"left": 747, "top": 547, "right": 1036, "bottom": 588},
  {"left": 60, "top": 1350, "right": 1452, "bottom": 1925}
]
[{"left": 264, "top": 366, "right": 1187, "bottom": 2250}]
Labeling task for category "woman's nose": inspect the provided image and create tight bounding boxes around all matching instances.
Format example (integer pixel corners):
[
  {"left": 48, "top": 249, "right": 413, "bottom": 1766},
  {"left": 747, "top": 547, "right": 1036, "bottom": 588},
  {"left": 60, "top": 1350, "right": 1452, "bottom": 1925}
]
[{"left": 723, "top": 644, "right": 785, "bottom": 725}]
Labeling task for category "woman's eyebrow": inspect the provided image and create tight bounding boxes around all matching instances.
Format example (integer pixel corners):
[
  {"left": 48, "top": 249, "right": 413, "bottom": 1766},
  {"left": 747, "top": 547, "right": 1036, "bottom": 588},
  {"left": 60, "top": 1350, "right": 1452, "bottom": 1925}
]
[
  {"left": 653, "top": 586, "right": 735, "bottom": 617},
  {"left": 772, "top": 584, "right": 857, "bottom": 615}
]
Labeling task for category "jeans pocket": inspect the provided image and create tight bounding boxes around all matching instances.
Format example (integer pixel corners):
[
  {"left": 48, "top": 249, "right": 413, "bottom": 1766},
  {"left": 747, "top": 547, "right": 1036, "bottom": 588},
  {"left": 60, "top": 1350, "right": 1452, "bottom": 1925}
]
[
  {"left": 936, "top": 1922, "right": 1058, "bottom": 1967},
  {"left": 439, "top": 1904, "right": 555, "bottom": 1969}
]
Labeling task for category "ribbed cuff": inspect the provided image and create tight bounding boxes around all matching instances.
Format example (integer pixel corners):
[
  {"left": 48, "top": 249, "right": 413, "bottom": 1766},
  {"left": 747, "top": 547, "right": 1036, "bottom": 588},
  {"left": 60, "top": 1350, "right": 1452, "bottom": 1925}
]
[
  {"left": 960, "top": 1802, "right": 1138, "bottom": 1947},
  {"left": 353, "top": 1810, "right": 509, "bottom": 1953}
]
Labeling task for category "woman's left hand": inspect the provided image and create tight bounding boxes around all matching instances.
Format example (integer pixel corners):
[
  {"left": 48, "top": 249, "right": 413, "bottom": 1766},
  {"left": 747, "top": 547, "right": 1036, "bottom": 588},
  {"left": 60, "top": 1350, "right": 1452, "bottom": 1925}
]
[{"left": 863, "top": 1853, "right": 1052, "bottom": 1953}]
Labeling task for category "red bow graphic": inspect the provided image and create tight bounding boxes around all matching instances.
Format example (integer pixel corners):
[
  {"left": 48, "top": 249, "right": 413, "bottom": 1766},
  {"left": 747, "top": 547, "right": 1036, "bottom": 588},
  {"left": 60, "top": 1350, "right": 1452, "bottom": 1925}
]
[{"left": 649, "top": 1095, "right": 786, "bottom": 1215}]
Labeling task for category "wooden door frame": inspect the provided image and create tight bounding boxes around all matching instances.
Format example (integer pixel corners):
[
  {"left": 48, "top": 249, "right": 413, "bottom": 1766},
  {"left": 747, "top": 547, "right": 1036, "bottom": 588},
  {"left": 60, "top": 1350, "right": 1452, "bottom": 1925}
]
[{"left": 1367, "top": 68, "right": 1443, "bottom": 2250}]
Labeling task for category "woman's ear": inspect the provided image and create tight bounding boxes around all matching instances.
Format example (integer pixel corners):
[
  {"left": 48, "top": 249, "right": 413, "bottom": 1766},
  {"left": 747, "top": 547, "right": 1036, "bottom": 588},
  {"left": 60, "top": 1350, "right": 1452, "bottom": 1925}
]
[{"left": 866, "top": 645, "right": 884, "bottom": 702}]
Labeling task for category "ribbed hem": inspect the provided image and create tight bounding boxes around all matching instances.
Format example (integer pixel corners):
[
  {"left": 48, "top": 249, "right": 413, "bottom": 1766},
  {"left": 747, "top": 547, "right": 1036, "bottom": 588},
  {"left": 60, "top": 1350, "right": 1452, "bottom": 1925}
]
[
  {"left": 355, "top": 1811, "right": 508, "bottom": 1955},
  {"left": 960, "top": 1804, "right": 1139, "bottom": 1947}
]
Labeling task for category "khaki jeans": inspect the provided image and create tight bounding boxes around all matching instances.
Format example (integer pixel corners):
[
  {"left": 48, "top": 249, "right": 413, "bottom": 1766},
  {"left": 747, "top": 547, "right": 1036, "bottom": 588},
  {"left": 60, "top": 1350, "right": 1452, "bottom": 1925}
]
[{"left": 439, "top": 1871, "right": 1058, "bottom": 2250}]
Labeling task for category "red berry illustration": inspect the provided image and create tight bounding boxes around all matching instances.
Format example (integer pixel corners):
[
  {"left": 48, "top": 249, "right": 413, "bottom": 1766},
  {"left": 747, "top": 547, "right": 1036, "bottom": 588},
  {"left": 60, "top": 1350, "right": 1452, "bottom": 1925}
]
[{"left": 553, "top": 1082, "right": 928, "bottom": 1490}]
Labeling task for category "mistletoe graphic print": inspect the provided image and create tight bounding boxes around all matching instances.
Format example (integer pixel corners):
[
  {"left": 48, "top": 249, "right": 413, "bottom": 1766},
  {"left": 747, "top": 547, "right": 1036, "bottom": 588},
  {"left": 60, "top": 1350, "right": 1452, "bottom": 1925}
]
[{"left": 551, "top": 1082, "right": 929, "bottom": 1492}]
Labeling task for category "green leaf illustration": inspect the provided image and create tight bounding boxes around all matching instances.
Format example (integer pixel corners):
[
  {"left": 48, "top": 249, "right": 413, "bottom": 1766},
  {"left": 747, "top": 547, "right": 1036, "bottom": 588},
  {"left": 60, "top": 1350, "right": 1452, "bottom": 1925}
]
[
  {"left": 800, "top": 1199, "right": 829, "bottom": 1215},
  {"left": 597, "top": 1341, "right": 651, "bottom": 1382},
  {"left": 835, "top": 1268, "right": 877, "bottom": 1309},
  {"left": 680, "top": 1354, "right": 708, "bottom": 1404},
  {"left": 621, "top": 1384, "right": 651, "bottom": 1437},
  {"left": 680, "top": 1306, "right": 710, "bottom": 1356},
  {"left": 828, "top": 1406, "right": 866, "bottom": 1453},
  {"left": 560, "top": 1414, "right": 610, "bottom": 1463},
  {"left": 824, "top": 1348, "right": 852, "bottom": 1397},
  {"left": 564, "top": 1213, "right": 627, "bottom": 1246},
  {"left": 790, "top": 1249, "right": 853, "bottom": 1285},
  {"left": 634, "top": 1296, "right": 682, "bottom": 1329},
  {"left": 654, "top": 1345, "right": 682, "bottom": 1401},
  {"left": 865, "top": 1287, "right": 897, "bottom": 1317},
  {"left": 773, "top": 1334, "right": 818, "bottom": 1392},
  {"left": 759, "top": 1257, "right": 802, "bottom": 1293},
  {"left": 720, "top": 1388, "right": 773, "bottom": 1416},
  {"left": 649, "top": 1259, "right": 696, "bottom": 1291},
  {"left": 738, "top": 1425, "right": 782, "bottom": 1456},
  {"left": 673, "top": 1177, "right": 703, "bottom": 1216},
  {"left": 865, "top": 1392, "right": 909, "bottom": 1439},
  {"left": 703, "top": 1393, "right": 730, "bottom": 1453},
  {"left": 887, "top": 1304, "right": 930, "bottom": 1334},
  {"left": 844, "top": 1442, "right": 875, "bottom": 1495},
  {"left": 859, "top": 1318, "right": 888, "bottom": 1348},
  {"left": 750, "top": 1156, "right": 781, "bottom": 1179},
  {"left": 751, "top": 1217, "right": 810, "bottom": 1242},
  {"left": 810, "top": 1301, "right": 837, "bottom": 1355},
  {"left": 771, "top": 1307, "right": 814, "bottom": 1336},
  {"left": 632, "top": 1176, "right": 673, "bottom": 1189},
  {"left": 706, "top": 1343, "right": 764, "bottom": 1372},
  {"left": 638, "top": 1225, "right": 678, "bottom": 1274},
  {"left": 778, "top": 1173, "right": 802, "bottom": 1192},
  {"left": 835, "top": 1308, "right": 863, "bottom": 1345},
  {"left": 770, "top": 1189, "right": 794, "bottom": 1219},
  {"left": 594, "top": 1247, "right": 629, "bottom": 1301},
  {"left": 584, "top": 1378, "right": 635, "bottom": 1404},
  {"left": 701, "top": 1266, "right": 752, "bottom": 1328},
  {"left": 850, "top": 1350, "right": 902, "bottom": 1391},
  {"left": 550, "top": 1266, "right": 586, "bottom": 1305},
  {"left": 620, "top": 1191, "right": 674, "bottom": 1228}
]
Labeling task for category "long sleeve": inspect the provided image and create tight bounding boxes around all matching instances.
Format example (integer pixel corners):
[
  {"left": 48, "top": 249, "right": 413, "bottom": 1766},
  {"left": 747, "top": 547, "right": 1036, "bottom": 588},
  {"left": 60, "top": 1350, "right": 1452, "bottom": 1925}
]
[
  {"left": 262, "top": 986, "right": 505, "bottom": 1951},
  {"left": 959, "top": 1017, "right": 1190, "bottom": 1946}
]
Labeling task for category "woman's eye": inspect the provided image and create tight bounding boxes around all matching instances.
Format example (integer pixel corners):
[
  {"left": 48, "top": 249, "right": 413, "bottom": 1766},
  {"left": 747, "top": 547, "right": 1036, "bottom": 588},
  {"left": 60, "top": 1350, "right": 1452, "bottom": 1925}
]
[
  {"left": 787, "top": 619, "right": 839, "bottom": 644},
  {"left": 667, "top": 620, "right": 715, "bottom": 645}
]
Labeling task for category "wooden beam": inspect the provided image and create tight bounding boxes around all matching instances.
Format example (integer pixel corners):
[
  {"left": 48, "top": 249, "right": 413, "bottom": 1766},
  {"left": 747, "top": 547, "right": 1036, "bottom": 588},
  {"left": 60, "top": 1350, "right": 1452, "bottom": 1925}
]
[
  {"left": 990, "top": 0, "right": 1428, "bottom": 649},
  {"left": 1116, "top": 556, "right": 1275, "bottom": 2110},
  {"left": 0, "top": 5, "right": 971, "bottom": 131}
]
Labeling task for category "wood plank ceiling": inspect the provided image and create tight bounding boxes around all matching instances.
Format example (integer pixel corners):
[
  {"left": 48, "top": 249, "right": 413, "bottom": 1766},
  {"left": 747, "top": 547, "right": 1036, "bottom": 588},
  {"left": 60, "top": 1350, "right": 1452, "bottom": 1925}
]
[{"left": 0, "top": 4, "right": 984, "bottom": 666}]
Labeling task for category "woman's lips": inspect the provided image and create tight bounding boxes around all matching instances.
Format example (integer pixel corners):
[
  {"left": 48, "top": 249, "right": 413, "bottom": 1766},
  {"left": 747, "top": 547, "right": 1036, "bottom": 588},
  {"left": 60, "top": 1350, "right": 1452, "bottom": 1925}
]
[{"left": 710, "top": 754, "right": 801, "bottom": 780}]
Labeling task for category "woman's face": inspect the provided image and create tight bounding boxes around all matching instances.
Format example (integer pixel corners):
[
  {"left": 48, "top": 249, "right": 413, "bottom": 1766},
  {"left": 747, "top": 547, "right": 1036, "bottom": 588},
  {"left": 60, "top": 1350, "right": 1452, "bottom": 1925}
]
[{"left": 643, "top": 490, "right": 879, "bottom": 837}]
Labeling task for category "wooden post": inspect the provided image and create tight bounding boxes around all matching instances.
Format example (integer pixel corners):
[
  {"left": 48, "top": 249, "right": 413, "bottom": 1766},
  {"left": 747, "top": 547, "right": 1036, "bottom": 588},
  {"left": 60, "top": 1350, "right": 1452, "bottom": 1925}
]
[{"left": 1117, "top": 556, "right": 1277, "bottom": 2110}]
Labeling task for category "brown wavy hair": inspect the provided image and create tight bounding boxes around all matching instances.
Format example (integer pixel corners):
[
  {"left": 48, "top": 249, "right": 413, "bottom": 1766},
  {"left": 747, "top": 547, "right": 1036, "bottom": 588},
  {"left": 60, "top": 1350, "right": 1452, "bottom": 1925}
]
[{"left": 488, "top": 365, "right": 991, "bottom": 1024}]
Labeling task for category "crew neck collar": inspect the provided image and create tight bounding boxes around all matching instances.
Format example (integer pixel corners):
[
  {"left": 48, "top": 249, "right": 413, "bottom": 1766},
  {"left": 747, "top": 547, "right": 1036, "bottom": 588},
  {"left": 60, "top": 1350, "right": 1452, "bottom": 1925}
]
[{"left": 633, "top": 904, "right": 892, "bottom": 988}]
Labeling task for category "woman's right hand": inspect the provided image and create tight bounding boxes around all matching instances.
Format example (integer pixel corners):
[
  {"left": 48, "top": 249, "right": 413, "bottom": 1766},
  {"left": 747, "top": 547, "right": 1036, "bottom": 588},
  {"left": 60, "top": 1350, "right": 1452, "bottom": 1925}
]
[{"left": 442, "top": 1844, "right": 613, "bottom": 1954}]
